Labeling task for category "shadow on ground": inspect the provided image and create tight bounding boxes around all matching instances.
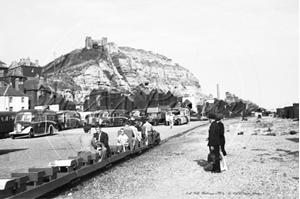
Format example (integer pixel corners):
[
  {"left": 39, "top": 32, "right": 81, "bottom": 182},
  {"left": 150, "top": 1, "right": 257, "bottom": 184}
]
[
  {"left": 286, "top": 138, "right": 299, "bottom": 143},
  {"left": 0, "top": 148, "right": 28, "bottom": 156},
  {"left": 15, "top": 133, "right": 58, "bottom": 140},
  {"left": 194, "top": 159, "right": 213, "bottom": 171}
]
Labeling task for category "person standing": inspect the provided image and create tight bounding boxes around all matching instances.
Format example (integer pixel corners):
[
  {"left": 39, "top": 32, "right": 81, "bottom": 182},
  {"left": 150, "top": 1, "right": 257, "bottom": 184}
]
[
  {"left": 218, "top": 115, "right": 227, "bottom": 156},
  {"left": 207, "top": 115, "right": 221, "bottom": 172},
  {"left": 93, "top": 124, "right": 110, "bottom": 160},
  {"left": 218, "top": 114, "right": 228, "bottom": 171},
  {"left": 169, "top": 113, "right": 174, "bottom": 129},
  {"left": 142, "top": 118, "right": 154, "bottom": 145}
]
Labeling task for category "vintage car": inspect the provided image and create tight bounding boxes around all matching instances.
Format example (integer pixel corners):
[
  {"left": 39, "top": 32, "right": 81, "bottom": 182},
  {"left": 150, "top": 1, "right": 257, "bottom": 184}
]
[
  {"left": 173, "top": 108, "right": 190, "bottom": 125},
  {"left": 129, "top": 109, "right": 148, "bottom": 125},
  {"left": 0, "top": 111, "right": 16, "bottom": 137},
  {"left": 147, "top": 107, "right": 166, "bottom": 126},
  {"left": 9, "top": 109, "right": 59, "bottom": 139},
  {"left": 100, "top": 110, "right": 129, "bottom": 127},
  {"left": 56, "top": 110, "right": 83, "bottom": 130}
]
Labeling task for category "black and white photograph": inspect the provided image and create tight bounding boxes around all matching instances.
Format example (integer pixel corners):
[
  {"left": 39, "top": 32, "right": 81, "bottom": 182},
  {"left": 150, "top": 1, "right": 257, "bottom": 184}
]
[{"left": 0, "top": 0, "right": 298, "bottom": 198}]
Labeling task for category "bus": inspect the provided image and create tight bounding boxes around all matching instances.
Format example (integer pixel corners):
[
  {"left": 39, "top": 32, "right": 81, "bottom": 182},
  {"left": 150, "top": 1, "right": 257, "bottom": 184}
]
[
  {"left": 9, "top": 109, "right": 59, "bottom": 139},
  {"left": 0, "top": 111, "right": 16, "bottom": 137}
]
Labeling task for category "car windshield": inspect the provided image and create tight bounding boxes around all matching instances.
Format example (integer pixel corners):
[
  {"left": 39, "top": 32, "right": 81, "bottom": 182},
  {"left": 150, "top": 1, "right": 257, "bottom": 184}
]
[{"left": 15, "top": 112, "right": 32, "bottom": 122}]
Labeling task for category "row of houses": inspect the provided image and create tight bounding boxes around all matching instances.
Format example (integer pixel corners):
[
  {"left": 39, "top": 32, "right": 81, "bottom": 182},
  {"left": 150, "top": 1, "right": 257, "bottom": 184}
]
[
  {"left": 0, "top": 58, "right": 43, "bottom": 111},
  {"left": 276, "top": 103, "right": 299, "bottom": 119},
  {"left": 0, "top": 58, "right": 78, "bottom": 112}
]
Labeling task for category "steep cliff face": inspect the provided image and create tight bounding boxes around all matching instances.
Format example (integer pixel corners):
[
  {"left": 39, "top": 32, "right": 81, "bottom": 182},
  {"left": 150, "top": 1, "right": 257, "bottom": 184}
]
[{"left": 43, "top": 40, "right": 202, "bottom": 103}]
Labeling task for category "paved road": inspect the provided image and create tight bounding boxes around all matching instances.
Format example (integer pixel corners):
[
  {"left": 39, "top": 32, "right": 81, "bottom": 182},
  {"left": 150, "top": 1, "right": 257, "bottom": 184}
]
[{"left": 0, "top": 121, "right": 208, "bottom": 178}]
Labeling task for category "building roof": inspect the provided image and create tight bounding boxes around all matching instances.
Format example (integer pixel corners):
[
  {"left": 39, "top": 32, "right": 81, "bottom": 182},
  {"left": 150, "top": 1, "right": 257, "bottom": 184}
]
[{"left": 0, "top": 85, "right": 27, "bottom": 97}]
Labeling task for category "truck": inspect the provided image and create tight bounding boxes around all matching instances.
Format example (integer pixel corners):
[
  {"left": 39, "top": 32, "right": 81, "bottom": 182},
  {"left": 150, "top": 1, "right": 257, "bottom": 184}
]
[{"left": 146, "top": 107, "right": 166, "bottom": 126}]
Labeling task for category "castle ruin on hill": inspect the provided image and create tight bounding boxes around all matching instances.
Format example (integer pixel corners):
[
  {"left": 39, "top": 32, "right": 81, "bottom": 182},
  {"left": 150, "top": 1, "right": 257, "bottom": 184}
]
[{"left": 85, "top": 36, "right": 108, "bottom": 50}]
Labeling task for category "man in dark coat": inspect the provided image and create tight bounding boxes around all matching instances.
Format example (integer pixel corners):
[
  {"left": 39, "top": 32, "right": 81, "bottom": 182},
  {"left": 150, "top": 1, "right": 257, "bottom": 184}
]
[
  {"left": 207, "top": 115, "right": 221, "bottom": 172},
  {"left": 93, "top": 124, "right": 110, "bottom": 160},
  {"left": 218, "top": 115, "right": 227, "bottom": 156}
]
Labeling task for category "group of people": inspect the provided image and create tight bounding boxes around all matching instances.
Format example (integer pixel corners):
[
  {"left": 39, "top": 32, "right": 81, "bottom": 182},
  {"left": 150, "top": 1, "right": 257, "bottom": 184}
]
[
  {"left": 207, "top": 114, "right": 227, "bottom": 173},
  {"left": 79, "top": 117, "right": 157, "bottom": 162},
  {"left": 79, "top": 123, "right": 110, "bottom": 161},
  {"left": 116, "top": 119, "right": 154, "bottom": 153}
]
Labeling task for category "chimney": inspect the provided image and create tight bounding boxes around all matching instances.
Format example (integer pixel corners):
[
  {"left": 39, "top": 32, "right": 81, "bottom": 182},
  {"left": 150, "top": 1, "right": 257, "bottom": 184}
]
[
  {"left": 15, "top": 78, "right": 20, "bottom": 90},
  {"left": 217, "top": 84, "right": 220, "bottom": 99},
  {"left": 39, "top": 76, "right": 45, "bottom": 85},
  {"left": 35, "top": 60, "right": 39, "bottom": 67},
  {"left": 25, "top": 57, "right": 30, "bottom": 66}
]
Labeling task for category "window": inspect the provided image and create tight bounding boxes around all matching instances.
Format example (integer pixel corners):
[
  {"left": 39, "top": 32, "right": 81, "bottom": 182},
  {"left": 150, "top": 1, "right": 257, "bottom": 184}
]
[
  {"left": 47, "top": 114, "right": 55, "bottom": 121},
  {"left": 21, "top": 97, "right": 24, "bottom": 103},
  {"left": 9, "top": 107, "right": 13, "bottom": 111},
  {"left": 9, "top": 97, "right": 13, "bottom": 103}
]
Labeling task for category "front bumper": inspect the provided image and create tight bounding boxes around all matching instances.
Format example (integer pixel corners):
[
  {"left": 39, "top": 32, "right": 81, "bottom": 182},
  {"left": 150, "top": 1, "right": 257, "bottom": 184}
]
[{"left": 9, "top": 126, "right": 31, "bottom": 135}]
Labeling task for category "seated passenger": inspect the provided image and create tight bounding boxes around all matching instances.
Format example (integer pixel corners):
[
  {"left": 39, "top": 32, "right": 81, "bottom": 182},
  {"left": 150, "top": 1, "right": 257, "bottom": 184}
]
[
  {"left": 130, "top": 121, "right": 141, "bottom": 148},
  {"left": 79, "top": 124, "right": 98, "bottom": 155},
  {"left": 124, "top": 121, "right": 136, "bottom": 150},
  {"left": 93, "top": 124, "right": 110, "bottom": 160},
  {"left": 117, "top": 128, "right": 129, "bottom": 152}
]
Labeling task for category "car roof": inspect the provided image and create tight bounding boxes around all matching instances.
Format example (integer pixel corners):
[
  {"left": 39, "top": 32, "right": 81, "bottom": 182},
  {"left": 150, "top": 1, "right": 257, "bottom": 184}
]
[{"left": 16, "top": 109, "right": 57, "bottom": 114}]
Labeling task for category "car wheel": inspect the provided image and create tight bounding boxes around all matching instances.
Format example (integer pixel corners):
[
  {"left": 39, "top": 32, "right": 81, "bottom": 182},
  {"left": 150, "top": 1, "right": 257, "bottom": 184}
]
[
  {"left": 29, "top": 129, "right": 34, "bottom": 138},
  {"left": 178, "top": 120, "right": 181, "bottom": 125},
  {"left": 10, "top": 135, "right": 15, "bottom": 139}
]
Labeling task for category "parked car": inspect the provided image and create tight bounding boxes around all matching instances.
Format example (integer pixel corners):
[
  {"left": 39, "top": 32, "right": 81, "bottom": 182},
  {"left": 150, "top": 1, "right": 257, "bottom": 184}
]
[
  {"left": 100, "top": 109, "right": 129, "bottom": 127},
  {"left": 147, "top": 107, "right": 166, "bottom": 126},
  {"left": 9, "top": 109, "right": 59, "bottom": 139},
  {"left": 0, "top": 111, "right": 16, "bottom": 137},
  {"left": 173, "top": 108, "right": 190, "bottom": 125},
  {"left": 56, "top": 110, "right": 83, "bottom": 130}
]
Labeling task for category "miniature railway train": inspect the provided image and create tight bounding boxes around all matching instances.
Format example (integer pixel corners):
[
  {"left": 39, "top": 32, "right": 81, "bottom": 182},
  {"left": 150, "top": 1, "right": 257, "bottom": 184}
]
[{"left": 0, "top": 129, "right": 162, "bottom": 199}]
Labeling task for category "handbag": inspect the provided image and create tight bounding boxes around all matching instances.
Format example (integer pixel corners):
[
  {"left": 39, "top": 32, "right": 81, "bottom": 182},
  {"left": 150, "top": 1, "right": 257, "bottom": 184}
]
[
  {"left": 220, "top": 150, "right": 228, "bottom": 171},
  {"left": 207, "top": 151, "right": 216, "bottom": 164}
]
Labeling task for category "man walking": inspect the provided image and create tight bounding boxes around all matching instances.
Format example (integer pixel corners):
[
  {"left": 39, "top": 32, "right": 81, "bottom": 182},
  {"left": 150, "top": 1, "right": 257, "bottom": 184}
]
[{"left": 207, "top": 115, "right": 221, "bottom": 172}]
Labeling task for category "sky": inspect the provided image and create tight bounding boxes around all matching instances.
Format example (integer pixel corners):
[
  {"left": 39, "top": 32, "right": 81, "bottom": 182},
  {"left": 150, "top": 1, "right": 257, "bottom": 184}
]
[{"left": 0, "top": 0, "right": 298, "bottom": 110}]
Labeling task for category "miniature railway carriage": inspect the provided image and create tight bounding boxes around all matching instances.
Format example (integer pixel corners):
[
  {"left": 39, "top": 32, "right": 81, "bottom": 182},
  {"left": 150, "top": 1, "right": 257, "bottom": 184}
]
[
  {"left": 56, "top": 110, "right": 82, "bottom": 130},
  {"left": 9, "top": 109, "right": 59, "bottom": 139},
  {"left": 0, "top": 121, "right": 162, "bottom": 199},
  {"left": 0, "top": 111, "right": 16, "bottom": 137}
]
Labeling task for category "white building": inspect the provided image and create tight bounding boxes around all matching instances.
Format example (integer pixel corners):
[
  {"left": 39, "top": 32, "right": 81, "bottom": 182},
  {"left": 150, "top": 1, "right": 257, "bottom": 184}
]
[{"left": 0, "top": 85, "right": 29, "bottom": 111}]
